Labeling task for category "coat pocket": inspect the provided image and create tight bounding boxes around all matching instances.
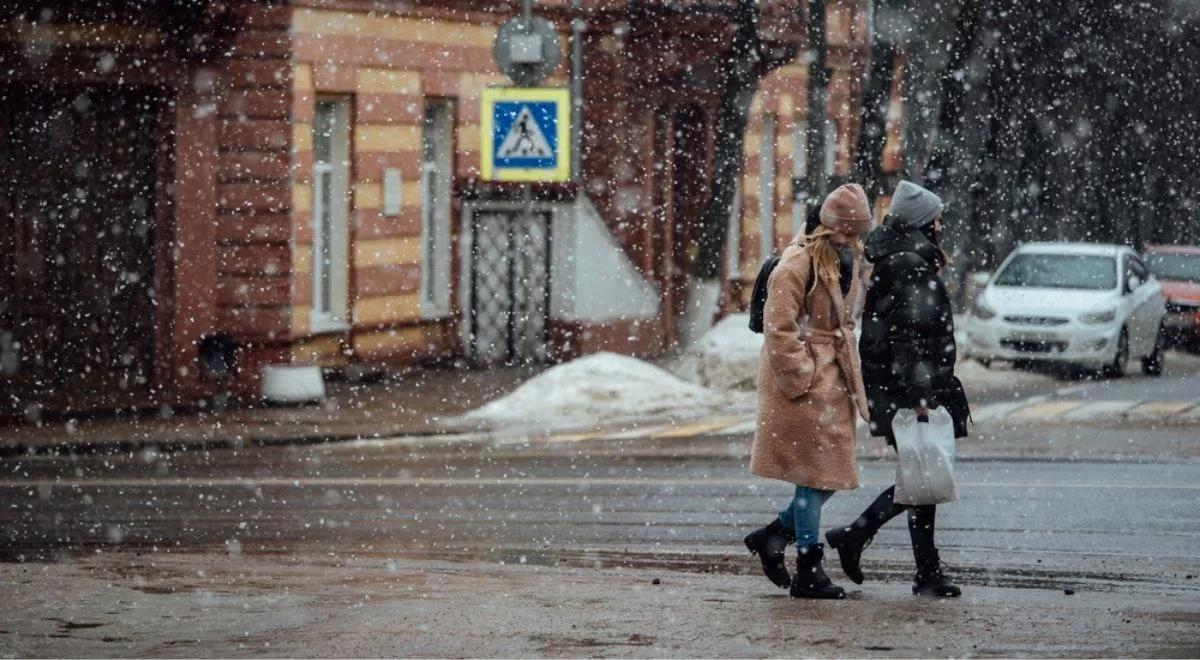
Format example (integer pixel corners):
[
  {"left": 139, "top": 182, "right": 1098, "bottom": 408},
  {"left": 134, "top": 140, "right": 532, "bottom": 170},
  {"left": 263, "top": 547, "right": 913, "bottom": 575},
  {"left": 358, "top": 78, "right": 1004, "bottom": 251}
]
[{"left": 773, "top": 345, "right": 817, "bottom": 400}]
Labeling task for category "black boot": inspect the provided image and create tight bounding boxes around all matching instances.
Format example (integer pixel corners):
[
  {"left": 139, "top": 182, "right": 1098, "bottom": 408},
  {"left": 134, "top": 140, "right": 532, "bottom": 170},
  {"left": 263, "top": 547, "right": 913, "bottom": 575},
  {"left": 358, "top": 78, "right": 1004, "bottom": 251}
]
[
  {"left": 826, "top": 486, "right": 907, "bottom": 584},
  {"left": 824, "top": 525, "right": 873, "bottom": 585},
  {"left": 743, "top": 518, "right": 794, "bottom": 589},
  {"left": 908, "top": 505, "right": 961, "bottom": 597},
  {"left": 790, "top": 544, "right": 845, "bottom": 599},
  {"left": 912, "top": 548, "right": 962, "bottom": 597}
]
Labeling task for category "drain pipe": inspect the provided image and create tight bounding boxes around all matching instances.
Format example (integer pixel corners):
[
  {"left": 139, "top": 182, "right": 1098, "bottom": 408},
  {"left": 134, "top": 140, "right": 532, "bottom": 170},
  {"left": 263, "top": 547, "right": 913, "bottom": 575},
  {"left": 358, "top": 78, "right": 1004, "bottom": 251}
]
[{"left": 569, "top": 0, "right": 583, "bottom": 180}]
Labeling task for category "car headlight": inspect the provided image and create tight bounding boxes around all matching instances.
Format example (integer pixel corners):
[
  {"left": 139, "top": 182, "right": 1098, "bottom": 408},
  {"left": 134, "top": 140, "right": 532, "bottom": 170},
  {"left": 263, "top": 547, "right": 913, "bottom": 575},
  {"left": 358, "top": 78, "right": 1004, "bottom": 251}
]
[
  {"left": 1080, "top": 308, "right": 1116, "bottom": 325},
  {"left": 972, "top": 300, "right": 996, "bottom": 320}
]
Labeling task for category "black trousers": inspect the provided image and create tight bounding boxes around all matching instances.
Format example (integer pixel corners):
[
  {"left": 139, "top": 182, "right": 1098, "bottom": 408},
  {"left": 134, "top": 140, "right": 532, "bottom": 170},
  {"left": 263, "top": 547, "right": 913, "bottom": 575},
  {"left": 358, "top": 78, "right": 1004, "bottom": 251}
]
[{"left": 853, "top": 485, "right": 937, "bottom": 559}]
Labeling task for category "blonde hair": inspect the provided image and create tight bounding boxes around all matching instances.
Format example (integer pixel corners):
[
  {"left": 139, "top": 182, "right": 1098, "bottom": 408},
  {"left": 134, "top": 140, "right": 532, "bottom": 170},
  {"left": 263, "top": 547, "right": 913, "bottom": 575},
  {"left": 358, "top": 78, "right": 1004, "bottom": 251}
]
[{"left": 800, "top": 226, "right": 861, "bottom": 295}]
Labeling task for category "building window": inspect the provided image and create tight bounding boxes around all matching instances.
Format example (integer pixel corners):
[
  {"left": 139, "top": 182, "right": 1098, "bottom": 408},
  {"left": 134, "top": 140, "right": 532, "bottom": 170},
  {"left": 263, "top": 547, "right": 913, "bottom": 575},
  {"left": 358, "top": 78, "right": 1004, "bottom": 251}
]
[
  {"left": 791, "top": 119, "right": 809, "bottom": 237},
  {"left": 311, "top": 99, "right": 350, "bottom": 333},
  {"left": 421, "top": 99, "right": 454, "bottom": 318},
  {"left": 758, "top": 114, "right": 778, "bottom": 259},
  {"left": 726, "top": 180, "right": 742, "bottom": 279}
]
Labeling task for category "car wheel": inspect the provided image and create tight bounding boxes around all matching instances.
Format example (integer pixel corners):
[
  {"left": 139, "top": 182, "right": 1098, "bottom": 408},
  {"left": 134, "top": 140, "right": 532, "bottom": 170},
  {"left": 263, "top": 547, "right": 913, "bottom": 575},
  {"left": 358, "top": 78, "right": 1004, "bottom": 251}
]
[
  {"left": 1141, "top": 322, "right": 1165, "bottom": 377},
  {"left": 1104, "top": 328, "right": 1130, "bottom": 379},
  {"left": 976, "top": 358, "right": 992, "bottom": 369}
]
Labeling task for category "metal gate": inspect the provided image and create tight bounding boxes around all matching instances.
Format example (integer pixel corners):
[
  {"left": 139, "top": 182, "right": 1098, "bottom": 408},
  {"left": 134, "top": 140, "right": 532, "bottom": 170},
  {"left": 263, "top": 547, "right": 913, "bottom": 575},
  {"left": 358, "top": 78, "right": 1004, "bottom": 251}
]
[{"left": 467, "top": 208, "right": 552, "bottom": 365}]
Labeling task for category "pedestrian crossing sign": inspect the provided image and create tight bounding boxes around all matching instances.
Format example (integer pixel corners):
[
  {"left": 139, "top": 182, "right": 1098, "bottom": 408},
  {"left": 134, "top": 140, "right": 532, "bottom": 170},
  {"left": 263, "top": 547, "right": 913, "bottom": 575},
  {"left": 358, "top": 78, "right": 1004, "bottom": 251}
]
[{"left": 481, "top": 87, "right": 571, "bottom": 182}]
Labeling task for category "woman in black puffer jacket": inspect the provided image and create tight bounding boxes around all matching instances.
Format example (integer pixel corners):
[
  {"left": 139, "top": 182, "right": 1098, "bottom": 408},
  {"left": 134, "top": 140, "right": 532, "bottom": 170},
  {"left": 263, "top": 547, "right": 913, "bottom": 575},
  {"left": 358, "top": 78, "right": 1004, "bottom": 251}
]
[{"left": 825, "top": 180, "right": 969, "bottom": 598}]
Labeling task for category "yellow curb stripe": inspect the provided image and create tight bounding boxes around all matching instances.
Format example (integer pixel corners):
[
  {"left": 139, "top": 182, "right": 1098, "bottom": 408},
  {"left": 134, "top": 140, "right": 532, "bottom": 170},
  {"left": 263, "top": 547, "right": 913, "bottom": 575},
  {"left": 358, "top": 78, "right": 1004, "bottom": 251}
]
[
  {"left": 653, "top": 418, "right": 744, "bottom": 439},
  {"left": 1123, "top": 401, "right": 1197, "bottom": 417},
  {"left": 1007, "top": 400, "right": 1084, "bottom": 421},
  {"left": 541, "top": 433, "right": 601, "bottom": 444}
]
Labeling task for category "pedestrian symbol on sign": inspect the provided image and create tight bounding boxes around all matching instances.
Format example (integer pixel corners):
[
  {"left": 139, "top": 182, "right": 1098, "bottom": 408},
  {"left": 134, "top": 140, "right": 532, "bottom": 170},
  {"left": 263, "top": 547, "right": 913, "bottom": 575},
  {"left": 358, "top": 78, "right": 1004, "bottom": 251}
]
[
  {"left": 497, "top": 106, "right": 554, "bottom": 159},
  {"left": 481, "top": 87, "right": 570, "bottom": 182}
]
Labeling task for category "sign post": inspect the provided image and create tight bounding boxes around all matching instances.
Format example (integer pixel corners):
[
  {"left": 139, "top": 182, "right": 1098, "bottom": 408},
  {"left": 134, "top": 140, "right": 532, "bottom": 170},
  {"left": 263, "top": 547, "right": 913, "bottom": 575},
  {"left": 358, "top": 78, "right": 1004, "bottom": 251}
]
[{"left": 489, "top": 2, "right": 571, "bottom": 293}]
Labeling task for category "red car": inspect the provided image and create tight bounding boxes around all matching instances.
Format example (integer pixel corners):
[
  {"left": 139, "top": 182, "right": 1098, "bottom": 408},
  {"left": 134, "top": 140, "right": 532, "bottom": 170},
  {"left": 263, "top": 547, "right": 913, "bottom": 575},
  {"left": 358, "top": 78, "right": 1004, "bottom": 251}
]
[{"left": 1145, "top": 245, "right": 1200, "bottom": 347}]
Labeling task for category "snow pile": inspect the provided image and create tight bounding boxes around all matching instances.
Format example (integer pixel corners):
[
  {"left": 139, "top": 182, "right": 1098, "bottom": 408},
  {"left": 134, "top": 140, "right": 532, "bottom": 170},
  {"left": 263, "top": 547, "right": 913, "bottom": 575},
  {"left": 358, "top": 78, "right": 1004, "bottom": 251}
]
[
  {"left": 669, "top": 314, "right": 763, "bottom": 390},
  {"left": 464, "top": 351, "right": 748, "bottom": 430}
]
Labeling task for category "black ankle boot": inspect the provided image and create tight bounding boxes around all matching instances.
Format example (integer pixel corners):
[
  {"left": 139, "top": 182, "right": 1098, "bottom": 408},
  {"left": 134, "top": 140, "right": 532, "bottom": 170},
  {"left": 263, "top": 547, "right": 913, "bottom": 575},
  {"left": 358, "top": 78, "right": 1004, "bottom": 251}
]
[
  {"left": 825, "top": 523, "right": 875, "bottom": 585},
  {"left": 826, "top": 487, "right": 909, "bottom": 585},
  {"left": 790, "top": 544, "right": 845, "bottom": 599},
  {"left": 744, "top": 519, "right": 794, "bottom": 589},
  {"left": 912, "top": 548, "right": 961, "bottom": 598}
]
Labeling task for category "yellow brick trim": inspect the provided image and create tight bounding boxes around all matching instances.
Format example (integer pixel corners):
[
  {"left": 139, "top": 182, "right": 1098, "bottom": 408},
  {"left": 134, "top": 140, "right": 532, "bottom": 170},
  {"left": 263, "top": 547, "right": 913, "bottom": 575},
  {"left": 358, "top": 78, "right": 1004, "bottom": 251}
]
[
  {"left": 744, "top": 132, "right": 761, "bottom": 155},
  {"left": 354, "top": 237, "right": 421, "bottom": 267},
  {"left": 292, "top": 304, "right": 311, "bottom": 335},
  {"left": 775, "top": 63, "right": 807, "bottom": 78},
  {"left": 353, "top": 182, "right": 381, "bottom": 210},
  {"left": 356, "top": 124, "right": 421, "bottom": 152},
  {"left": 743, "top": 174, "right": 760, "bottom": 197},
  {"left": 779, "top": 94, "right": 795, "bottom": 119},
  {"left": 354, "top": 326, "right": 427, "bottom": 353},
  {"left": 293, "top": 245, "right": 312, "bottom": 275},
  {"left": 352, "top": 180, "right": 420, "bottom": 210},
  {"left": 292, "top": 336, "right": 344, "bottom": 363},
  {"left": 294, "top": 9, "right": 496, "bottom": 48},
  {"left": 458, "top": 72, "right": 510, "bottom": 97},
  {"left": 353, "top": 293, "right": 421, "bottom": 326},
  {"left": 293, "top": 122, "right": 313, "bottom": 153},
  {"left": 292, "top": 183, "right": 312, "bottom": 213},
  {"left": 294, "top": 64, "right": 313, "bottom": 92},
  {"left": 457, "top": 124, "right": 480, "bottom": 151},
  {"left": 778, "top": 131, "right": 794, "bottom": 158},
  {"left": 357, "top": 68, "right": 421, "bottom": 95}
]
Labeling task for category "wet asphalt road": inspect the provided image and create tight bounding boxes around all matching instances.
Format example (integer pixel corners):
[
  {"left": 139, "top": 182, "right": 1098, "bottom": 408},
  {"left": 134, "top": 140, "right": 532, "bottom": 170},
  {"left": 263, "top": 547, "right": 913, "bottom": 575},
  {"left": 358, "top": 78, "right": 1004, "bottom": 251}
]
[{"left": 2, "top": 428, "right": 1198, "bottom": 593}]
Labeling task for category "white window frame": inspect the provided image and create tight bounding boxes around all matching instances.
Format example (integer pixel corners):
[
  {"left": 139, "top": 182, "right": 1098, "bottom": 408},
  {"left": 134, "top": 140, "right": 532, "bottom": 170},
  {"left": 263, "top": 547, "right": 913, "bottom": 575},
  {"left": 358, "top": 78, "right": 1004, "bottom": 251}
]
[
  {"left": 420, "top": 99, "right": 454, "bottom": 318},
  {"left": 310, "top": 99, "right": 351, "bottom": 334},
  {"left": 725, "top": 179, "right": 742, "bottom": 279},
  {"left": 758, "top": 114, "right": 778, "bottom": 260},
  {"left": 791, "top": 119, "right": 809, "bottom": 237}
]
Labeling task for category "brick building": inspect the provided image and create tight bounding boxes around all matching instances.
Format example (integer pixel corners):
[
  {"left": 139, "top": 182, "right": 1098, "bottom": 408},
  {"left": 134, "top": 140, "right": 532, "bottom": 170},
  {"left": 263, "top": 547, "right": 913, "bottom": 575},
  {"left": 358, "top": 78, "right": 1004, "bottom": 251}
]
[{"left": 0, "top": 0, "right": 878, "bottom": 416}]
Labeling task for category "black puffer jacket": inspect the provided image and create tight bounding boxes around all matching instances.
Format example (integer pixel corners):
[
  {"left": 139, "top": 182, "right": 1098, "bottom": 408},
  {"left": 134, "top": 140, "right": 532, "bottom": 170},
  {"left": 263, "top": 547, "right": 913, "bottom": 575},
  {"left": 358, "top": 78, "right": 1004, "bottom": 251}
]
[{"left": 859, "top": 220, "right": 970, "bottom": 441}]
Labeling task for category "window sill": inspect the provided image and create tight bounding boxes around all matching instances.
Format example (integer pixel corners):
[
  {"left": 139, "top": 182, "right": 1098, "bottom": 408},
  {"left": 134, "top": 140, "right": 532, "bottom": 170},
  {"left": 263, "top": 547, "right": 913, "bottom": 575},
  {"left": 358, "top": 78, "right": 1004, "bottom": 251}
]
[{"left": 309, "top": 316, "right": 350, "bottom": 335}]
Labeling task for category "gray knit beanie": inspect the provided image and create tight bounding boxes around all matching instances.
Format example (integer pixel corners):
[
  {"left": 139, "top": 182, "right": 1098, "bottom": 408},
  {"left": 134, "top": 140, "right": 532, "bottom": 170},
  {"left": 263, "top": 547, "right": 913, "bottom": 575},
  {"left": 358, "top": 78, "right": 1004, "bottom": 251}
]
[{"left": 888, "top": 180, "right": 944, "bottom": 229}]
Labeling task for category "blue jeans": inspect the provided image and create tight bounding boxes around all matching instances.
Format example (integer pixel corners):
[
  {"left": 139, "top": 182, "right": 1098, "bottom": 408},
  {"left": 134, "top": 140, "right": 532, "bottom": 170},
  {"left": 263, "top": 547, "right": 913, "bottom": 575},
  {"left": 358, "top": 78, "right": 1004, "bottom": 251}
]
[{"left": 778, "top": 486, "right": 835, "bottom": 549}]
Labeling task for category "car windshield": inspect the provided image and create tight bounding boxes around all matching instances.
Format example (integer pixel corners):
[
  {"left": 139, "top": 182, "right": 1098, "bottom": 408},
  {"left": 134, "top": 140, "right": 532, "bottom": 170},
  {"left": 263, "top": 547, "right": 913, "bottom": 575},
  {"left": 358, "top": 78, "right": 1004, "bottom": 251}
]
[
  {"left": 1146, "top": 252, "right": 1200, "bottom": 283},
  {"left": 993, "top": 253, "right": 1118, "bottom": 290}
]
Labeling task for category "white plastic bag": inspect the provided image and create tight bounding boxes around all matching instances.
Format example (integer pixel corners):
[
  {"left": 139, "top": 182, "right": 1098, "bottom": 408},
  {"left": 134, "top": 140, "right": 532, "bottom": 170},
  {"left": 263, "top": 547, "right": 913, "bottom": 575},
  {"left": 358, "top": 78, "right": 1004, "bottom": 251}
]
[{"left": 892, "top": 407, "right": 958, "bottom": 505}]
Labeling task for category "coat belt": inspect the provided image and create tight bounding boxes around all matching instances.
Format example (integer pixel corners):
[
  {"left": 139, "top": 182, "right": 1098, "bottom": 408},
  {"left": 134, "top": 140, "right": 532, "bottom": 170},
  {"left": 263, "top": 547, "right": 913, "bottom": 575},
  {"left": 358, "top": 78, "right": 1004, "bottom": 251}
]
[{"left": 804, "top": 327, "right": 868, "bottom": 421}]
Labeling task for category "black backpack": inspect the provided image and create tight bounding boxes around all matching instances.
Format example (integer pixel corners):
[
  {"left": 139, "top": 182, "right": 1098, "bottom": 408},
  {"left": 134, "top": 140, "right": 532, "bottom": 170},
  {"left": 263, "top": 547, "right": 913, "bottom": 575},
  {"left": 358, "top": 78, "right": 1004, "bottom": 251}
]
[{"left": 748, "top": 256, "right": 780, "bottom": 333}]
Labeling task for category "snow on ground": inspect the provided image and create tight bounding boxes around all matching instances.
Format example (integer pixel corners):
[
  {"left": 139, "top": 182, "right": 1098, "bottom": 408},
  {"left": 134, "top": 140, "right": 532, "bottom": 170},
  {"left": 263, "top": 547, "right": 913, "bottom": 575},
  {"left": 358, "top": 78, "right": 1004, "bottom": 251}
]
[
  {"left": 668, "top": 313, "right": 762, "bottom": 390},
  {"left": 667, "top": 312, "right": 1058, "bottom": 392},
  {"left": 464, "top": 351, "right": 751, "bottom": 431},
  {"left": 954, "top": 357, "right": 1059, "bottom": 389}
]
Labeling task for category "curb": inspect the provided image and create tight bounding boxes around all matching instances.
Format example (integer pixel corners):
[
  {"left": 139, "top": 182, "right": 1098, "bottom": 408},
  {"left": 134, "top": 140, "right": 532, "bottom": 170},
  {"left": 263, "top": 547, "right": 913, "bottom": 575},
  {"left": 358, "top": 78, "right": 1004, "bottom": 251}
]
[{"left": 973, "top": 398, "right": 1200, "bottom": 427}]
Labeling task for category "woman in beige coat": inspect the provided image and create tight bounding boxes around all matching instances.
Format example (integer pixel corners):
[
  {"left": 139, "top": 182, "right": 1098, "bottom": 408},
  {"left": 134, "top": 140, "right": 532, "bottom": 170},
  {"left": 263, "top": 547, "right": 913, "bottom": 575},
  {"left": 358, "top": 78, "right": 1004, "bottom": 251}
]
[{"left": 743, "top": 184, "right": 871, "bottom": 599}]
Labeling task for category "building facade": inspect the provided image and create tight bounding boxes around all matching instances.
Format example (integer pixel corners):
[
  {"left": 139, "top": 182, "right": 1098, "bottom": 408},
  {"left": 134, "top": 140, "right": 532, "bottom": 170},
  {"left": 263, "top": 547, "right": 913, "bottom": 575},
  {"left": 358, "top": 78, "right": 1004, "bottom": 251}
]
[{"left": 0, "top": 0, "right": 877, "bottom": 416}]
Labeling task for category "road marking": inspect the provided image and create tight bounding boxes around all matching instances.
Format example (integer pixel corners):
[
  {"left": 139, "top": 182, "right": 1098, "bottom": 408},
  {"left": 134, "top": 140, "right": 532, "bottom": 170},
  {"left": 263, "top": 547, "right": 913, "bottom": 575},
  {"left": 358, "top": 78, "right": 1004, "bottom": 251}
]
[
  {"left": 971, "top": 396, "right": 1049, "bottom": 422},
  {"left": 2, "top": 477, "right": 1198, "bottom": 490},
  {"left": 1007, "top": 400, "right": 1084, "bottom": 421},
  {"left": 653, "top": 418, "right": 745, "bottom": 439},
  {"left": 1060, "top": 400, "right": 1141, "bottom": 422},
  {"left": 1122, "top": 401, "right": 1197, "bottom": 419},
  {"left": 594, "top": 426, "right": 673, "bottom": 440},
  {"left": 718, "top": 419, "right": 757, "bottom": 435},
  {"left": 535, "top": 432, "right": 601, "bottom": 444}
]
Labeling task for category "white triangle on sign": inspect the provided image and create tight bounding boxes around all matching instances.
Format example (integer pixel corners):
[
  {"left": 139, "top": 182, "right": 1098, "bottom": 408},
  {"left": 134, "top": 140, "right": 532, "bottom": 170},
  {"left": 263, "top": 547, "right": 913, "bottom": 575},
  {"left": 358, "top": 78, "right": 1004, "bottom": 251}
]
[{"left": 497, "top": 106, "right": 554, "bottom": 159}]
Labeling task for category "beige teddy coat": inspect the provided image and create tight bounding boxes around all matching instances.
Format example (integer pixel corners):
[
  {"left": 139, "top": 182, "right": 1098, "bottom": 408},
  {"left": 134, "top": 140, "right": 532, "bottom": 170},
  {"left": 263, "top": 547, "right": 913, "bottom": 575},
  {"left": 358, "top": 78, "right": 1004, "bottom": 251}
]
[{"left": 750, "top": 243, "right": 869, "bottom": 491}]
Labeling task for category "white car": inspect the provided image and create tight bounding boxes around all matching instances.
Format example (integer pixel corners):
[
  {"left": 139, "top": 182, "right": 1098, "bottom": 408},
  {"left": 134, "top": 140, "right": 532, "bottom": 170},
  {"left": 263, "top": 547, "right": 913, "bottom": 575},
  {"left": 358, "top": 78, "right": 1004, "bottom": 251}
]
[{"left": 963, "top": 243, "right": 1166, "bottom": 377}]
